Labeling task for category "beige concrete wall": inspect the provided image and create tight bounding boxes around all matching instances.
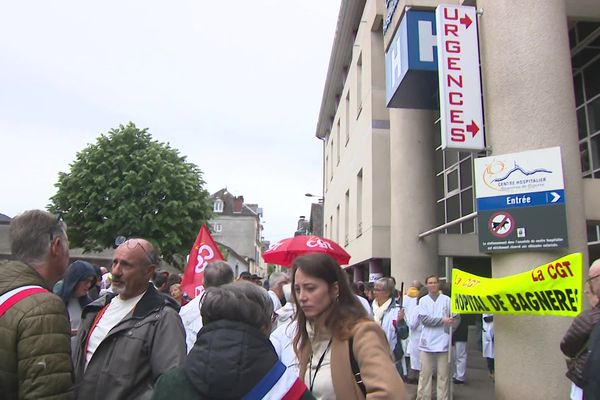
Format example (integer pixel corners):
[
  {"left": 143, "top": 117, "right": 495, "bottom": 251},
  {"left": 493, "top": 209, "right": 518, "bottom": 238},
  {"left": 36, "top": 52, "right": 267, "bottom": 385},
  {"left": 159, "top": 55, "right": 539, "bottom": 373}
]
[
  {"left": 322, "top": 0, "right": 391, "bottom": 264},
  {"left": 438, "top": 234, "right": 485, "bottom": 258},
  {"left": 584, "top": 179, "right": 600, "bottom": 224},
  {"left": 478, "top": 1, "right": 588, "bottom": 398},
  {"left": 566, "top": 0, "right": 600, "bottom": 19},
  {"left": 389, "top": 109, "right": 439, "bottom": 283}
]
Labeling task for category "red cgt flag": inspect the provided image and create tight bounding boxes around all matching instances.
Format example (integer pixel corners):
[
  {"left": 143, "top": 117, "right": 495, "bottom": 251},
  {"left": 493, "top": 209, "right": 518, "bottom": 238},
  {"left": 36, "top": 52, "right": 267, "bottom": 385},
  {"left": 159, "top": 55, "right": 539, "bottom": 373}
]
[{"left": 181, "top": 225, "right": 224, "bottom": 299}]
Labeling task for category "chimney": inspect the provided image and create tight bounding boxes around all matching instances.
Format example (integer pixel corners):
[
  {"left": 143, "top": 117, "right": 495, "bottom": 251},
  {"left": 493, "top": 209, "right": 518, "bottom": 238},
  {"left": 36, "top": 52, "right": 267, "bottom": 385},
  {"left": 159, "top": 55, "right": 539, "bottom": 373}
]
[{"left": 233, "top": 196, "right": 244, "bottom": 213}]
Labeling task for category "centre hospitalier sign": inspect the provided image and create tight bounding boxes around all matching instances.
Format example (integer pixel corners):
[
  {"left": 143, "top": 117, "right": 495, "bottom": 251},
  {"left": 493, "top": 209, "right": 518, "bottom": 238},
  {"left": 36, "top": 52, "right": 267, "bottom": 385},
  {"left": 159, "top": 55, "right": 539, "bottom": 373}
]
[{"left": 474, "top": 147, "right": 568, "bottom": 253}]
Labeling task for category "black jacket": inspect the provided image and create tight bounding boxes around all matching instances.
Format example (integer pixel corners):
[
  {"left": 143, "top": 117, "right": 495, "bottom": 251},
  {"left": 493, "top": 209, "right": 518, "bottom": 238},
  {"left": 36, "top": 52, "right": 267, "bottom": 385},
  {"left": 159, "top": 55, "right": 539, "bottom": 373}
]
[
  {"left": 561, "top": 305, "right": 600, "bottom": 387},
  {"left": 153, "top": 320, "right": 279, "bottom": 400},
  {"left": 584, "top": 321, "right": 600, "bottom": 399}
]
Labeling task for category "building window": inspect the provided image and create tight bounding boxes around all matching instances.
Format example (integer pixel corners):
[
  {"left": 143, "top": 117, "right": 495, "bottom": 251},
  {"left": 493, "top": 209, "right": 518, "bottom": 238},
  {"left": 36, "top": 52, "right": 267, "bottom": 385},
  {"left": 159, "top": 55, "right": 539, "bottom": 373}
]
[
  {"left": 336, "top": 204, "right": 340, "bottom": 244},
  {"left": 434, "top": 121, "right": 479, "bottom": 234},
  {"left": 571, "top": 21, "right": 600, "bottom": 242},
  {"left": 356, "top": 169, "right": 363, "bottom": 237},
  {"left": 337, "top": 119, "right": 341, "bottom": 165},
  {"left": 356, "top": 53, "right": 363, "bottom": 118},
  {"left": 344, "top": 190, "right": 350, "bottom": 246},
  {"left": 213, "top": 199, "right": 224, "bottom": 213},
  {"left": 325, "top": 154, "right": 329, "bottom": 192},
  {"left": 330, "top": 139, "right": 334, "bottom": 181},
  {"left": 213, "top": 223, "right": 222, "bottom": 233},
  {"left": 345, "top": 92, "right": 351, "bottom": 146},
  {"left": 571, "top": 21, "right": 600, "bottom": 178}
]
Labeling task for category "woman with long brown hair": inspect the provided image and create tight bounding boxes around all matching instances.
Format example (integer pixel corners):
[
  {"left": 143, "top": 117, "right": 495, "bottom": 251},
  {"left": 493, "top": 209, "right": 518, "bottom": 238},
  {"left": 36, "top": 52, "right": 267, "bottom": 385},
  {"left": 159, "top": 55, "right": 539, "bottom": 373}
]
[{"left": 292, "top": 253, "right": 405, "bottom": 399}]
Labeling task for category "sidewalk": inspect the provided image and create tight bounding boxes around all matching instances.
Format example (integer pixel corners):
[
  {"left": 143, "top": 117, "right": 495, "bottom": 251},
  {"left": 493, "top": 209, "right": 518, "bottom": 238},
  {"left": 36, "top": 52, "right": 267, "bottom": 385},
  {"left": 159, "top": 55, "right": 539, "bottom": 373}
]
[{"left": 404, "top": 326, "right": 495, "bottom": 399}]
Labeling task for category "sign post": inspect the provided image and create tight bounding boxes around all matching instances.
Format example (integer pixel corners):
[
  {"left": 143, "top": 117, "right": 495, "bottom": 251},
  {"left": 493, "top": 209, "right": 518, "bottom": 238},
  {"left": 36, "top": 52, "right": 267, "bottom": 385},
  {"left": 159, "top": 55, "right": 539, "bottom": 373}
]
[{"left": 474, "top": 147, "right": 568, "bottom": 253}]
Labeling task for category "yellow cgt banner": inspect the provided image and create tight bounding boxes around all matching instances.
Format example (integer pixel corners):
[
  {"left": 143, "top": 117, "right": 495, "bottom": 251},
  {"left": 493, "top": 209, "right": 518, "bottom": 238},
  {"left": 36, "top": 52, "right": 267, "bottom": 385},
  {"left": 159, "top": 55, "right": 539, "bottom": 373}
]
[{"left": 451, "top": 253, "right": 583, "bottom": 317}]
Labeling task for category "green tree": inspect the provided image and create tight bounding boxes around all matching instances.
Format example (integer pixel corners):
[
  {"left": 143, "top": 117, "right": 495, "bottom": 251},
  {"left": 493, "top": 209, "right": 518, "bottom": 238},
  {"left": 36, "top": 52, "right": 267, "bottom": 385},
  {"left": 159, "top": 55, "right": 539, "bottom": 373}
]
[{"left": 49, "top": 122, "right": 213, "bottom": 264}]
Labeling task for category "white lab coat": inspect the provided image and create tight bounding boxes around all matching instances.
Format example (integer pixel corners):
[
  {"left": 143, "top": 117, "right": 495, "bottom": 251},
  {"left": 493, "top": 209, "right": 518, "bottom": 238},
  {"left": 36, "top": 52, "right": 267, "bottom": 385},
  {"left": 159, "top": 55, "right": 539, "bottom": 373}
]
[
  {"left": 417, "top": 293, "right": 451, "bottom": 352},
  {"left": 482, "top": 313, "right": 494, "bottom": 358},
  {"left": 406, "top": 299, "right": 423, "bottom": 370},
  {"left": 402, "top": 295, "right": 418, "bottom": 357}
]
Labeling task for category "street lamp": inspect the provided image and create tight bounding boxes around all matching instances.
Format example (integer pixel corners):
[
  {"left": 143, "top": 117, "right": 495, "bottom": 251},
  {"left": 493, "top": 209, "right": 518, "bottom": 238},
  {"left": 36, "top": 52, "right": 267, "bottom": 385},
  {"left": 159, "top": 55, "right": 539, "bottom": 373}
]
[{"left": 305, "top": 193, "right": 324, "bottom": 203}]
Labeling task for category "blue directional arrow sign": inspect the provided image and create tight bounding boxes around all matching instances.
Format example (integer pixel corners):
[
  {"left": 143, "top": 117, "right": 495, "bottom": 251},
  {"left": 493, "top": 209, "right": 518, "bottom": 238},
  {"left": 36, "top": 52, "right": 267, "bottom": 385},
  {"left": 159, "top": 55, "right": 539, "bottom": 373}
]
[{"left": 477, "top": 190, "right": 565, "bottom": 211}]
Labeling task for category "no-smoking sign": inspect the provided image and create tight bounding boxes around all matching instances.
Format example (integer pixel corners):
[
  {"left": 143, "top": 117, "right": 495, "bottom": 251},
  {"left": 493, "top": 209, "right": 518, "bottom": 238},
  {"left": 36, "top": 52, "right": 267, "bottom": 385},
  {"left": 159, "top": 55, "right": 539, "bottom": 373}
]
[{"left": 488, "top": 212, "right": 515, "bottom": 238}]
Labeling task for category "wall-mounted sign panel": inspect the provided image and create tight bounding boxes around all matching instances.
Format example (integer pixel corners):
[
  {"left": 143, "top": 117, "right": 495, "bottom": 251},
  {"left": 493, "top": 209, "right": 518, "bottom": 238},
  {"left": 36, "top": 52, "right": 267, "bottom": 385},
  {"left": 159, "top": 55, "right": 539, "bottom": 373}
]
[
  {"left": 385, "top": 10, "right": 438, "bottom": 109},
  {"left": 436, "top": 5, "right": 484, "bottom": 151},
  {"left": 474, "top": 147, "right": 568, "bottom": 253}
]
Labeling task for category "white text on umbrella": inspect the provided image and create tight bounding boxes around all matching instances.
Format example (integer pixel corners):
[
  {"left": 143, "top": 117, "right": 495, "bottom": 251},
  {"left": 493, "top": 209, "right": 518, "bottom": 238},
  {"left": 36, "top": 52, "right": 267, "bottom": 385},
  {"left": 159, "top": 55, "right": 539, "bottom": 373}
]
[{"left": 306, "top": 238, "right": 334, "bottom": 250}]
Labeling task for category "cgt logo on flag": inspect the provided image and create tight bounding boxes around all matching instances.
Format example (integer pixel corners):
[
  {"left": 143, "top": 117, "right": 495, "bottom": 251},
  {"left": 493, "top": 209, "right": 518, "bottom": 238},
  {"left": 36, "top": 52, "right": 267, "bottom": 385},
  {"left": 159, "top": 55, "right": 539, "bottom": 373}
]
[
  {"left": 181, "top": 225, "right": 224, "bottom": 299},
  {"left": 195, "top": 245, "right": 216, "bottom": 273}
]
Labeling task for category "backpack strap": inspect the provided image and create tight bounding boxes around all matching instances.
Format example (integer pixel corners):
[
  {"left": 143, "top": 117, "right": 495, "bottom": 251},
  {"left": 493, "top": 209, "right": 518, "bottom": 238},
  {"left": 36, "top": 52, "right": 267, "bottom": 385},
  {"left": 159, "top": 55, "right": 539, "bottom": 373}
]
[
  {"left": 349, "top": 336, "right": 367, "bottom": 397},
  {"left": 0, "top": 285, "right": 47, "bottom": 318}
]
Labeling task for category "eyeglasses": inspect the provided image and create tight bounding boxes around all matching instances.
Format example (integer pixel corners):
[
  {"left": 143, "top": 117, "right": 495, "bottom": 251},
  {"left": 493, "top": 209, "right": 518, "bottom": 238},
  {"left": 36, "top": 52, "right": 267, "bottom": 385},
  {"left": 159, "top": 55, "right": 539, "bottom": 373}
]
[
  {"left": 49, "top": 213, "right": 64, "bottom": 242},
  {"left": 115, "top": 236, "right": 157, "bottom": 265},
  {"left": 586, "top": 275, "right": 600, "bottom": 284}
]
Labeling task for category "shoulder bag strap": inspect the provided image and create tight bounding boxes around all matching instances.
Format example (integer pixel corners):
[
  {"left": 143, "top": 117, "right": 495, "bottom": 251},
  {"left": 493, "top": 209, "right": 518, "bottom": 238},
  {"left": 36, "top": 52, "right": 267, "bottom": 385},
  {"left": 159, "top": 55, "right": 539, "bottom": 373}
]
[{"left": 349, "top": 336, "right": 367, "bottom": 397}]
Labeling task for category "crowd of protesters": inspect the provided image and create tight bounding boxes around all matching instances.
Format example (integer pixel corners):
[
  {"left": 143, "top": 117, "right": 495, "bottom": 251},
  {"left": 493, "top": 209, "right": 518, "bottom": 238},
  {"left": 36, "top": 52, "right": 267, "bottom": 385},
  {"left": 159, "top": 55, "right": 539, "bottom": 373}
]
[{"left": 6, "top": 209, "right": 600, "bottom": 399}]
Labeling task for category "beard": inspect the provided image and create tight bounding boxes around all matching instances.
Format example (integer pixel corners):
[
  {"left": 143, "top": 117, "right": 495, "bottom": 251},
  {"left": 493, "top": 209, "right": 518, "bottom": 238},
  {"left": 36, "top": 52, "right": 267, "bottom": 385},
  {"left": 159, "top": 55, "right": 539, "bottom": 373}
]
[{"left": 111, "top": 281, "right": 125, "bottom": 295}]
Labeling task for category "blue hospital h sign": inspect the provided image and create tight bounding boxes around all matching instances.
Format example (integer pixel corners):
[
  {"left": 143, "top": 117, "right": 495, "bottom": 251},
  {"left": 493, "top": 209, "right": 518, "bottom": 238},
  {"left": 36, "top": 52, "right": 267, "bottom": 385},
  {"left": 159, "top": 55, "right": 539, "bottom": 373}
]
[{"left": 385, "top": 10, "right": 438, "bottom": 109}]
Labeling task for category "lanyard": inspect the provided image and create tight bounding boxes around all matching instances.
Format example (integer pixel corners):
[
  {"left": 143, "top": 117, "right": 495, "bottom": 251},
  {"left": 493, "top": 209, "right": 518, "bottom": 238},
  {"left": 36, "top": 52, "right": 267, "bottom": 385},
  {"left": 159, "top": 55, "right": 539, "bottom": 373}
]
[
  {"left": 84, "top": 304, "right": 110, "bottom": 361},
  {"left": 308, "top": 338, "right": 332, "bottom": 392}
]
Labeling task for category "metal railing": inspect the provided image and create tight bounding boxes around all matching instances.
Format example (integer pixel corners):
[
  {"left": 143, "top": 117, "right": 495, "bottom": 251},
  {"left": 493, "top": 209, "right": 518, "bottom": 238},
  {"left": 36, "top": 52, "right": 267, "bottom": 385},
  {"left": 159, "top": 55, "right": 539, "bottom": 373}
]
[{"left": 417, "top": 212, "right": 478, "bottom": 239}]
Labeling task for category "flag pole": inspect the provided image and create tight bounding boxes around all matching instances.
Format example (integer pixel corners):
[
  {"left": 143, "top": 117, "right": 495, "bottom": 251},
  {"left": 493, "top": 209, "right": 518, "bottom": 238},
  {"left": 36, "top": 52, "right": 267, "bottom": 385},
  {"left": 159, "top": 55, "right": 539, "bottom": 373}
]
[{"left": 448, "top": 306, "right": 454, "bottom": 400}]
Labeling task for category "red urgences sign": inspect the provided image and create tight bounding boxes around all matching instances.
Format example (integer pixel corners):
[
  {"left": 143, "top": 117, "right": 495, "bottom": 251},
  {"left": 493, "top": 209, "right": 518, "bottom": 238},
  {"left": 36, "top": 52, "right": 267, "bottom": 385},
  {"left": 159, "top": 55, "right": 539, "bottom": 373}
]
[{"left": 436, "top": 5, "right": 484, "bottom": 151}]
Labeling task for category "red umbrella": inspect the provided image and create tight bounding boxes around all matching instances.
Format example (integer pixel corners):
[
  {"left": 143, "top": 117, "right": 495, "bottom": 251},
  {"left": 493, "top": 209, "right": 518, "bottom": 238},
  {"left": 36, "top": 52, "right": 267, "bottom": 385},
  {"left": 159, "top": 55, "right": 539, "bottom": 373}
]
[{"left": 262, "top": 235, "right": 351, "bottom": 267}]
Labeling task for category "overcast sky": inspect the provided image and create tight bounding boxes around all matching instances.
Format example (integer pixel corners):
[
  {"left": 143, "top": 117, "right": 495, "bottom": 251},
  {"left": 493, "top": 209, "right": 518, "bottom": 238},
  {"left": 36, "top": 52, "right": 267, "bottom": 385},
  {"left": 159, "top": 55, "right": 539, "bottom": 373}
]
[{"left": 0, "top": 1, "right": 340, "bottom": 246}]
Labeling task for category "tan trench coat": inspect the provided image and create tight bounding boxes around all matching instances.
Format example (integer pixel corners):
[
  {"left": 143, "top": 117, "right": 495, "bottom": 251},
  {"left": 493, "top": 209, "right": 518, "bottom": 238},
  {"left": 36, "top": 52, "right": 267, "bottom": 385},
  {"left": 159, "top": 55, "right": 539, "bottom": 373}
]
[{"left": 298, "top": 320, "right": 405, "bottom": 399}]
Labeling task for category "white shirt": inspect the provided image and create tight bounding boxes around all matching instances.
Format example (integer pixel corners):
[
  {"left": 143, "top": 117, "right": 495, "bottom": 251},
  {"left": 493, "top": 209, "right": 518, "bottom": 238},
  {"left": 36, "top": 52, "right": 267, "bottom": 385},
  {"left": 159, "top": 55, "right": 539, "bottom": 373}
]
[
  {"left": 270, "top": 320, "right": 299, "bottom": 377},
  {"left": 356, "top": 295, "right": 373, "bottom": 318},
  {"left": 482, "top": 314, "right": 495, "bottom": 359},
  {"left": 85, "top": 292, "right": 145, "bottom": 368},
  {"left": 179, "top": 292, "right": 206, "bottom": 353},
  {"left": 406, "top": 297, "right": 423, "bottom": 360},
  {"left": 67, "top": 298, "right": 83, "bottom": 355},
  {"left": 417, "top": 293, "right": 451, "bottom": 353},
  {"left": 268, "top": 290, "right": 282, "bottom": 312},
  {"left": 67, "top": 298, "right": 83, "bottom": 331},
  {"left": 305, "top": 324, "right": 335, "bottom": 400},
  {"left": 402, "top": 295, "right": 419, "bottom": 356}
]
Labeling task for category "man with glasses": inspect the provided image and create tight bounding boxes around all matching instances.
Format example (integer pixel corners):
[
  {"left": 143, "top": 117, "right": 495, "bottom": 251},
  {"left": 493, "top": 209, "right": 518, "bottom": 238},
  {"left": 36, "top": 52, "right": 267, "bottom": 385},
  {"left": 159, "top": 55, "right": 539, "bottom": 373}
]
[
  {"left": 73, "top": 238, "right": 186, "bottom": 399},
  {"left": 0, "top": 210, "right": 73, "bottom": 400}
]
